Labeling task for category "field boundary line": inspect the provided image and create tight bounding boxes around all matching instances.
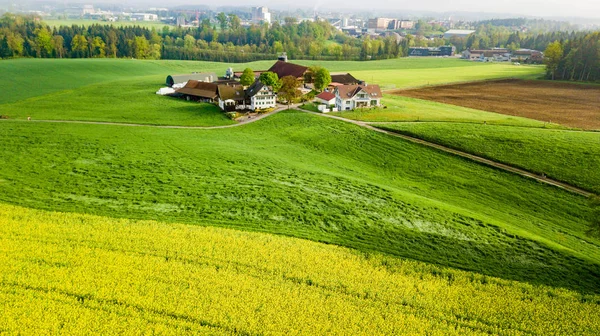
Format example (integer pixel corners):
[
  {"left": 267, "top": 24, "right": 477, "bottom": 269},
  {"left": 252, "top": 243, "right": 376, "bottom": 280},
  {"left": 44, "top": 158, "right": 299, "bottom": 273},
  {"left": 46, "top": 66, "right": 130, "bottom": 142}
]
[{"left": 298, "top": 108, "right": 594, "bottom": 198}]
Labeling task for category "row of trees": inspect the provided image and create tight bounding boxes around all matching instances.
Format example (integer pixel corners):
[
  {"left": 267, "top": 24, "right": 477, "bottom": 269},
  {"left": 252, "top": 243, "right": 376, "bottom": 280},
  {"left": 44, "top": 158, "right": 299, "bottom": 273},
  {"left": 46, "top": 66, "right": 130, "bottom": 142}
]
[
  {"left": 0, "top": 13, "right": 402, "bottom": 61},
  {"left": 544, "top": 32, "right": 600, "bottom": 82}
]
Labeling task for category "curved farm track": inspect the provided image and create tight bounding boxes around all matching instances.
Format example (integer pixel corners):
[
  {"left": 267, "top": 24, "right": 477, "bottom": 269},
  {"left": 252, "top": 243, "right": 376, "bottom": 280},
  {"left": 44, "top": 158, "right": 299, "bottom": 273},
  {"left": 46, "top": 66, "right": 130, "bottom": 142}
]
[{"left": 391, "top": 79, "right": 600, "bottom": 130}]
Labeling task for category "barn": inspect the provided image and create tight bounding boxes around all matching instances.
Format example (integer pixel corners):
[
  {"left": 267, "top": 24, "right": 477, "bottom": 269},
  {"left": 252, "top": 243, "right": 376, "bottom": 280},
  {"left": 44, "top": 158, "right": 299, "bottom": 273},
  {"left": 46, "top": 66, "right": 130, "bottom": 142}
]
[{"left": 166, "top": 72, "right": 218, "bottom": 87}]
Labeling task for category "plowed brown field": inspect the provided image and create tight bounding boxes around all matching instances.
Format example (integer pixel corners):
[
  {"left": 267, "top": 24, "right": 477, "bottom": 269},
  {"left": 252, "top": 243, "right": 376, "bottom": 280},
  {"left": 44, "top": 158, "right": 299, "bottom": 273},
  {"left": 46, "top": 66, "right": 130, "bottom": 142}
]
[{"left": 393, "top": 79, "right": 600, "bottom": 130}]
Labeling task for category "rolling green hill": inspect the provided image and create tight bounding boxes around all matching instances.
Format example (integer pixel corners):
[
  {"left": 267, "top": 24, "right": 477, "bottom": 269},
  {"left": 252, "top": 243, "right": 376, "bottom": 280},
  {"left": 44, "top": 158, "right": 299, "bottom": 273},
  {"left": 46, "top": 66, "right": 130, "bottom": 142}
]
[
  {"left": 376, "top": 123, "right": 600, "bottom": 194},
  {"left": 0, "top": 57, "right": 597, "bottom": 333},
  {"left": 1, "top": 111, "right": 599, "bottom": 293}
]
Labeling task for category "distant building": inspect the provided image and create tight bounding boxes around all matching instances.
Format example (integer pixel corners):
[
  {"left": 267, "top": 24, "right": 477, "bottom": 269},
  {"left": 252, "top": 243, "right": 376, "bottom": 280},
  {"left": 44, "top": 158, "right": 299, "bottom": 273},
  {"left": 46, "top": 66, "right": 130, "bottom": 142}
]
[
  {"left": 166, "top": 73, "right": 218, "bottom": 87},
  {"left": 131, "top": 13, "right": 159, "bottom": 21},
  {"left": 368, "top": 18, "right": 392, "bottom": 30},
  {"left": 399, "top": 20, "right": 415, "bottom": 29},
  {"left": 443, "top": 29, "right": 476, "bottom": 39},
  {"left": 463, "top": 49, "right": 510, "bottom": 62},
  {"left": 335, "top": 84, "right": 382, "bottom": 111},
  {"left": 252, "top": 7, "right": 271, "bottom": 24},
  {"left": 82, "top": 5, "right": 95, "bottom": 15},
  {"left": 511, "top": 49, "right": 544, "bottom": 64},
  {"left": 408, "top": 46, "right": 455, "bottom": 57}
]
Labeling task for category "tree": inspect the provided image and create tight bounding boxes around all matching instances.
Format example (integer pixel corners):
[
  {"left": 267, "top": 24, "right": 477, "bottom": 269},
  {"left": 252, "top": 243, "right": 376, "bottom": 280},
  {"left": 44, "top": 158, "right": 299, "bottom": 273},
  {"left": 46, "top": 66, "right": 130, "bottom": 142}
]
[
  {"left": 313, "top": 67, "right": 331, "bottom": 92},
  {"left": 71, "top": 34, "right": 88, "bottom": 57},
  {"left": 91, "top": 36, "right": 106, "bottom": 58},
  {"left": 52, "top": 35, "right": 64, "bottom": 58},
  {"left": 34, "top": 28, "right": 53, "bottom": 57},
  {"left": 184, "top": 34, "right": 196, "bottom": 50},
  {"left": 240, "top": 68, "right": 255, "bottom": 86},
  {"left": 216, "top": 12, "right": 228, "bottom": 31},
  {"left": 587, "top": 197, "right": 600, "bottom": 237},
  {"left": 0, "top": 36, "right": 10, "bottom": 58},
  {"left": 278, "top": 75, "right": 301, "bottom": 108},
  {"left": 258, "top": 71, "right": 281, "bottom": 92},
  {"left": 228, "top": 15, "right": 241, "bottom": 31},
  {"left": 544, "top": 41, "right": 563, "bottom": 80}
]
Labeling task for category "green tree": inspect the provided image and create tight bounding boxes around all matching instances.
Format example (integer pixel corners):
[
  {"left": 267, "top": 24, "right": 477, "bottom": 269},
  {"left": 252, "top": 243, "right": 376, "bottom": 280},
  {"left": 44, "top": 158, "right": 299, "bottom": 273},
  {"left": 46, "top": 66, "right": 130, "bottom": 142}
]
[
  {"left": 34, "top": 28, "right": 53, "bottom": 57},
  {"left": 0, "top": 36, "right": 10, "bottom": 58},
  {"left": 313, "top": 67, "right": 331, "bottom": 91},
  {"left": 240, "top": 68, "right": 255, "bottom": 86},
  {"left": 91, "top": 36, "right": 106, "bottom": 58},
  {"left": 278, "top": 75, "right": 301, "bottom": 108},
  {"left": 70, "top": 34, "right": 88, "bottom": 57},
  {"left": 216, "top": 12, "right": 228, "bottom": 31},
  {"left": 258, "top": 71, "right": 281, "bottom": 92},
  {"left": 52, "top": 35, "right": 64, "bottom": 58},
  {"left": 544, "top": 41, "right": 563, "bottom": 80},
  {"left": 184, "top": 34, "right": 196, "bottom": 50},
  {"left": 229, "top": 15, "right": 241, "bottom": 30}
]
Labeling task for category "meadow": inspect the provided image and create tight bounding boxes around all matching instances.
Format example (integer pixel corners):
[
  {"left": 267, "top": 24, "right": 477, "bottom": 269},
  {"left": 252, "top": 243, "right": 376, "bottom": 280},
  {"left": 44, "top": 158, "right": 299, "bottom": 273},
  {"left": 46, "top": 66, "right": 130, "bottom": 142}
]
[
  {"left": 1, "top": 204, "right": 599, "bottom": 335},
  {"left": 330, "top": 95, "right": 551, "bottom": 126},
  {"left": 1, "top": 112, "right": 599, "bottom": 293},
  {"left": 0, "top": 57, "right": 597, "bottom": 332},
  {"left": 375, "top": 123, "right": 600, "bottom": 194},
  {"left": 0, "top": 78, "right": 234, "bottom": 126}
]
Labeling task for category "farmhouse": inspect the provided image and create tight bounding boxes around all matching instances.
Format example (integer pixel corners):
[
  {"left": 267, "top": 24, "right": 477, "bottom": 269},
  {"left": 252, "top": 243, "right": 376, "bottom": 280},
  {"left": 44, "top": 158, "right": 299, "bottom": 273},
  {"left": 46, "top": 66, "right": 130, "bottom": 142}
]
[
  {"left": 335, "top": 84, "right": 382, "bottom": 110},
  {"left": 315, "top": 91, "right": 336, "bottom": 106},
  {"left": 330, "top": 73, "right": 359, "bottom": 85},
  {"left": 166, "top": 72, "right": 218, "bottom": 87},
  {"left": 245, "top": 80, "right": 277, "bottom": 110},
  {"left": 175, "top": 80, "right": 218, "bottom": 102},
  {"left": 217, "top": 85, "right": 247, "bottom": 111},
  {"left": 215, "top": 80, "right": 277, "bottom": 111},
  {"left": 267, "top": 61, "right": 309, "bottom": 81}
]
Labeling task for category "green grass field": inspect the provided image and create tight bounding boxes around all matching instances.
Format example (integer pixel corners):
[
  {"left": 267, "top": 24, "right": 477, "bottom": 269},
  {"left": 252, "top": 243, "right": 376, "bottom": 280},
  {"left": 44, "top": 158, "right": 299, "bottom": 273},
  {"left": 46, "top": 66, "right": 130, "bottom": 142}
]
[
  {"left": 1, "top": 111, "right": 599, "bottom": 293},
  {"left": 0, "top": 77, "right": 234, "bottom": 126},
  {"left": 2, "top": 204, "right": 599, "bottom": 335},
  {"left": 331, "top": 95, "right": 552, "bottom": 126},
  {"left": 375, "top": 122, "right": 600, "bottom": 194},
  {"left": 0, "top": 57, "right": 598, "bottom": 333}
]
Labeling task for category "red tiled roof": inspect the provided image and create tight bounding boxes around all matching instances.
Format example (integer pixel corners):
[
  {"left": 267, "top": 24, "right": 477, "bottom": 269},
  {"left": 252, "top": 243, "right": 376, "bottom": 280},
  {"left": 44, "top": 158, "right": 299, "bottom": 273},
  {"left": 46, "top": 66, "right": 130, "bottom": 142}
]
[{"left": 316, "top": 91, "right": 336, "bottom": 101}]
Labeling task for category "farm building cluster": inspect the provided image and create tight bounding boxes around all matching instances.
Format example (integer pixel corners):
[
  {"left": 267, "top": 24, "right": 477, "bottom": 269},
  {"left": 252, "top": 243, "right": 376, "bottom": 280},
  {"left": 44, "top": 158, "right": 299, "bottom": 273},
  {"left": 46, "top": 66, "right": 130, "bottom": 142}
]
[
  {"left": 157, "top": 56, "right": 382, "bottom": 113},
  {"left": 462, "top": 48, "right": 543, "bottom": 63}
]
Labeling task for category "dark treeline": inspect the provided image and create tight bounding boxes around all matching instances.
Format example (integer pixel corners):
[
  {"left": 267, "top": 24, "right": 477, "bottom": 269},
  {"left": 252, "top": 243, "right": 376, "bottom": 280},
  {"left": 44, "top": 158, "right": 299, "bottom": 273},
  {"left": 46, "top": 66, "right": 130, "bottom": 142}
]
[
  {"left": 0, "top": 13, "right": 400, "bottom": 62},
  {"left": 544, "top": 32, "right": 600, "bottom": 82}
]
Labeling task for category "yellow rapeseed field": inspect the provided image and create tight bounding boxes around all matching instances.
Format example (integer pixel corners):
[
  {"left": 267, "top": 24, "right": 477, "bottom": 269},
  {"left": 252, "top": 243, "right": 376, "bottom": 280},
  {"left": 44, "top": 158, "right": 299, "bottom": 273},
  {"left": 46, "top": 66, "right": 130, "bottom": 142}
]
[{"left": 1, "top": 203, "right": 599, "bottom": 335}]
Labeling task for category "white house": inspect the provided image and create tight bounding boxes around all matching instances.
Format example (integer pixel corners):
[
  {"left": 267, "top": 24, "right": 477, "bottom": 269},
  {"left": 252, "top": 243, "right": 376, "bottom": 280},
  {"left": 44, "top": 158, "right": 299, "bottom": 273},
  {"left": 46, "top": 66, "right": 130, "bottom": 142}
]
[
  {"left": 315, "top": 91, "right": 336, "bottom": 106},
  {"left": 245, "top": 81, "right": 277, "bottom": 110},
  {"left": 334, "top": 84, "right": 382, "bottom": 111}
]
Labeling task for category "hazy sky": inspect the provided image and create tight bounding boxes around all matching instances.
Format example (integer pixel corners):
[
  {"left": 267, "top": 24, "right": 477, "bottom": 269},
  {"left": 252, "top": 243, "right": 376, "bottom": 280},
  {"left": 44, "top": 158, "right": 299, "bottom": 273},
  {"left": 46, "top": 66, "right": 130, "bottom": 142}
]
[{"left": 3, "top": 0, "right": 600, "bottom": 19}]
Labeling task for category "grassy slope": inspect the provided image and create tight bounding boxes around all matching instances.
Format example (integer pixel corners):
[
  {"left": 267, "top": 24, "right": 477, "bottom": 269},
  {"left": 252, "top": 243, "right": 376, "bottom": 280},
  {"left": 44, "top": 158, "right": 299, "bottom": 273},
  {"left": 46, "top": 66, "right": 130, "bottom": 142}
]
[
  {"left": 0, "top": 77, "right": 234, "bottom": 126},
  {"left": 2, "top": 204, "right": 599, "bottom": 335},
  {"left": 331, "top": 95, "right": 551, "bottom": 126},
  {"left": 1, "top": 111, "right": 599, "bottom": 293},
  {"left": 0, "top": 58, "right": 542, "bottom": 104},
  {"left": 375, "top": 122, "right": 600, "bottom": 194}
]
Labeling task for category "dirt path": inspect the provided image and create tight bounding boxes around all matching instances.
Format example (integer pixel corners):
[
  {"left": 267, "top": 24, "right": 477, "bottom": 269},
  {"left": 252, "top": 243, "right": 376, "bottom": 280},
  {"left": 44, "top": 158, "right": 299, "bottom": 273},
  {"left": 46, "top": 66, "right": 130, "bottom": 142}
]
[
  {"left": 3, "top": 104, "right": 296, "bottom": 129},
  {"left": 298, "top": 108, "right": 594, "bottom": 198}
]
